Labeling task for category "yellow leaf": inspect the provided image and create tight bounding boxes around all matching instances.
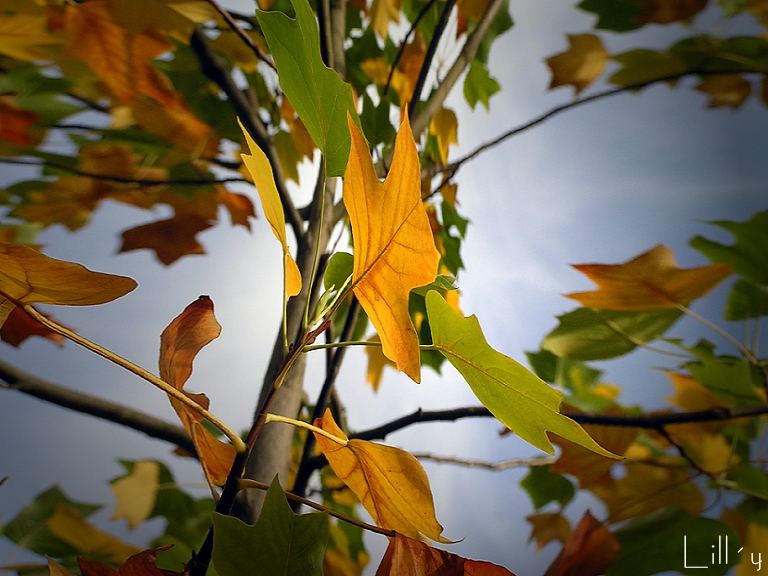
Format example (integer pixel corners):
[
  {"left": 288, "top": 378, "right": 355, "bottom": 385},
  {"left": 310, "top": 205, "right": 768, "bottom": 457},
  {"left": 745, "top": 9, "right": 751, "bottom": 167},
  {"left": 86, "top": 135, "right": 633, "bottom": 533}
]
[
  {"left": 691, "top": 433, "right": 738, "bottom": 474},
  {"left": 527, "top": 512, "right": 571, "bottom": 550},
  {"left": 111, "top": 461, "right": 160, "bottom": 530},
  {"left": 313, "top": 409, "right": 448, "bottom": 542},
  {"left": 695, "top": 74, "right": 752, "bottom": 109},
  {"left": 566, "top": 244, "right": 732, "bottom": 310},
  {"left": 666, "top": 371, "right": 726, "bottom": 412},
  {"left": 365, "top": 336, "right": 395, "bottom": 392},
  {"left": 546, "top": 34, "right": 607, "bottom": 95},
  {"left": 429, "top": 108, "right": 458, "bottom": 167},
  {"left": 361, "top": 34, "right": 424, "bottom": 105},
  {"left": 132, "top": 98, "right": 218, "bottom": 157},
  {"left": 47, "top": 504, "right": 141, "bottom": 564},
  {"left": 369, "top": 0, "right": 401, "bottom": 39},
  {"left": 0, "top": 12, "right": 62, "bottom": 61},
  {"left": 344, "top": 114, "right": 440, "bottom": 382},
  {"left": 0, "top": 241, "right": 136, "bottom": 307},
  {"left": 159, "top": 296, "right": 235, "bottom": 486},
  {"left": 238, "top": 119, "right": 302, "bottom": 298},
  {"left": 108, "top": 0, "right": 217, "bottom": 38},
  {"left": 47, "top": 559, "right": 74, "bottom": 576},
  {"left": 737, "top": 522, "right": 768, "bottom": 576},
  {"left": 11, "top": 178, "right": 100, "bottom": 232}
]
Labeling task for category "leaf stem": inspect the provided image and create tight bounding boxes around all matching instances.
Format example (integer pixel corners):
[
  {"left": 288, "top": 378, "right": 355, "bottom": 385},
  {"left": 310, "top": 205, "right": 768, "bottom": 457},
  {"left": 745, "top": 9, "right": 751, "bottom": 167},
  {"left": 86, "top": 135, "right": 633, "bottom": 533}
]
[
  {"left": 264, "top": 413, "right": 348, "bottom": 446},
  {"left": 676, "top": 304, "right": 758, "bottom": 364},
  {"left": 237, "top": 478, "right": 395, "bottom": 537},
  {"left": 23, "top": 305, "right": 246, "bottom": 454},
  {"left": 304, "top": 166, "right": 329, "bottom": 330}
]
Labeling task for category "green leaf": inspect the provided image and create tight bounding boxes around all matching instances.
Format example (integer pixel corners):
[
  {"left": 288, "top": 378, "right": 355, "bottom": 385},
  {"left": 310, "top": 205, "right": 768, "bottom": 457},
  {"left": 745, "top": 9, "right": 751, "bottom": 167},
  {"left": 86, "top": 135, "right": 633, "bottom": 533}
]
[
  {"left": 724, "top": 465, "right": 768, "bottom": 501},
  {"left": 1, "top": 486, "right": 100, "bottom": 559},
  {"left": 426, "top": 291, "right": 615, "bottom": 456},
  {"left": 256, "top": 0, "right": 360, "bottom": 176},
  {"left": 687, "top": 356, "right": 762, "bottom": 407},
  {"left": 464, "top": 61, "right": 501, "bottom": 110},
  {"left": 609, "top": 49, "right": 689, "bottom": 86},
  {"left": 212, "top": 478, "right": 329, "bottom": 576},
  {"left": 690, "top": 211, "right": 768, "bottom": 284},
  {"left": 725, "top": 279, "right": 768, "bottom": 320},
  {"left": 578, "top": 0, "right": 645, "bottom": 32},
  {"left": 412, "top": 274, "right": 458, "bottom": 297},
  {"left": 324, "top": 252, "right": 354, "bottom": 290},
  {"left": 608, "top": 508, "right": 738, "bottom": 576},
  {"left": 360, "top": 92, "right": 395, "bottom": 147},
  {"left": 542, "top": 308, "right": 682, "bottom": 361},
  {"left": 520, "top": 466, "right": 575, "bottom": 510},
  {"left": 474, "top": 0, "right": 513, "bottom": 65}
]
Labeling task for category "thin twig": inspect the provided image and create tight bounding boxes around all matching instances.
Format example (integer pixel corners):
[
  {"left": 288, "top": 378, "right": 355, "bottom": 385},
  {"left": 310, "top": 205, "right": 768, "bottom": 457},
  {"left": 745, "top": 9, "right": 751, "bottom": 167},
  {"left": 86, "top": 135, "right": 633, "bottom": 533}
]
[
  {"left": 0, "top": 359, "right": 194, "bottom": 454},
  {"left": 0, "top": 157, "right": 247, "bottom": 186},
  {"left": 205, "top": 0, "right": 276, "bottom": 71},
  {"left": 438, "top": 68, "right": 767, "bottom": 179},
  {"left": 409, "top": 0, "right": 456, "bottom": 118},
  {"left": 384, "top": 0, "right": 438, "bottom": 97},
  {"left": 238, "top": 478, "right": 396, "bottom": 536},
  {"left": 412, "top": 452, "right": 556, "bottom": 470}
]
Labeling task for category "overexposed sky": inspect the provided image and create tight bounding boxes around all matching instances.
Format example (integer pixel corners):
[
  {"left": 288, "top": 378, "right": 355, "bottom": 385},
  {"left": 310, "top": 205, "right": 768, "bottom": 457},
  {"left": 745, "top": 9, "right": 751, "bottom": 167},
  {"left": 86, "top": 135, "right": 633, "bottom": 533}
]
[{"left": 1, "top": 1, "right": 767, "bottom": 574}]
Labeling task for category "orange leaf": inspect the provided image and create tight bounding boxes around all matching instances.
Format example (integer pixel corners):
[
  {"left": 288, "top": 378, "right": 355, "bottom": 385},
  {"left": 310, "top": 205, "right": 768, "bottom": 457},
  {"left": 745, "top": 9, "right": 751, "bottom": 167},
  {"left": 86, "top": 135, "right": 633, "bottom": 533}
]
[
  {"left": 566, "top": 244, "right": 732, "bottom": 310},
  {"left": 695, "top": 74, "right": 752, "bottom": 109},
  {"left": 159, "top": 296, "right": 235, "bottom": 486},
  {"left": 544, "top": 511, "right": 619, "bottom": 576},
  {"left": 0, "top": 96, "right": 40, "bottom": 146},
  {"left": 0, "top": 306, "right": 65, "bottom": 347},
  {"left": 546, "top": 34, "right": 607, "bottom": 95},
  {"left": 0, "top": 241, "right": 136, "bottom": 307},
  {"left": 118, "top": 215, "right": 213, "bottom": 266},
  {"left": 376, "top": 534, "right": 516, "bottom": 575},
  {"left": 365, "top": 335, "right": 395, "bottom": 392},
  {"left": 665, "top": 371, "right": 726, "bottom": 412},
  {"left": 78, "top": 546, "right": 183, "bottom": 576},
  {"left": 11, "top": 178, "right": 101, "bottom": 232},
  {"left": 313, "top": 409, "right": 447, "bottom": 542},
  {"left": 219, "top": 190, "right": 256, "bottom": 230},
  {"left": 344, "top": 114, "right": 439, "bottom": 382}
]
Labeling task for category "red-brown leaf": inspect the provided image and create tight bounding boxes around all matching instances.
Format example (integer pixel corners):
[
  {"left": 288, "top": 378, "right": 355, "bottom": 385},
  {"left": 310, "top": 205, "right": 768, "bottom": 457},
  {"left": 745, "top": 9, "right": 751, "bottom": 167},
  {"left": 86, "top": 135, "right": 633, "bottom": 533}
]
[{"left": 543, "top": 511, "right": 620, "bottom": 576}]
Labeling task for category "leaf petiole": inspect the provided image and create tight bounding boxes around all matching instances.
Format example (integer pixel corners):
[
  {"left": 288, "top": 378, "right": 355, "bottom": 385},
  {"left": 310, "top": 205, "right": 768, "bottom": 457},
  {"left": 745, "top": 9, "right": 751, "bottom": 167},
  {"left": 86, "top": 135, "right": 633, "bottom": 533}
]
[
  {"left": 264, "top": 413, "right": 348, "bottom": 446},
  {"left": 23, "top": 305, "right": 246, "bottom": 454}
]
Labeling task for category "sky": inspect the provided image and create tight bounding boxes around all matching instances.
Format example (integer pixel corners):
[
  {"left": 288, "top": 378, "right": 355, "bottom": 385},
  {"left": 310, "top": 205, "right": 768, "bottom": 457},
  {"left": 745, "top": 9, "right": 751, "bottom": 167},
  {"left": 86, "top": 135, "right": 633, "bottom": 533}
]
[{"left": 1, "top": 1, "right": 767, "bottom": 574}]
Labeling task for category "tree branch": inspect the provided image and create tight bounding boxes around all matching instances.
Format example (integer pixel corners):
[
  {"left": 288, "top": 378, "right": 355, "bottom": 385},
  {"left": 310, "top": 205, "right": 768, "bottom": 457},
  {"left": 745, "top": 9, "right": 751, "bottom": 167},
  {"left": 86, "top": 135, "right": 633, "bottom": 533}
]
[
  {"left": 0, "top": 358, "right": 194, "bottom": 454},
  {"left": 384, "top": 0, "right": 438, "bottom": 97},
  {"left": 204, "top": 0, "right": 276, "bottom": 71},
  {"left": 410, "top": 0, "right": 504, "bottom": 135},
  {"left": 408, "top": 0, "right": 456, "bottom": 118},
  {"left": 189, "top": 28, "right": 304, "bottom": 239},
  {"left": 412, "top": 452, "right": 556, "bottom": 470},
  {"left": 438, "top": 68, "right": 767, "bottom": 179},
  {"left": 350, "top": 404, "right": 768, "bottom": 442},
  {"left": 0, "top": 157, "right": 248, "bottom": 186}
]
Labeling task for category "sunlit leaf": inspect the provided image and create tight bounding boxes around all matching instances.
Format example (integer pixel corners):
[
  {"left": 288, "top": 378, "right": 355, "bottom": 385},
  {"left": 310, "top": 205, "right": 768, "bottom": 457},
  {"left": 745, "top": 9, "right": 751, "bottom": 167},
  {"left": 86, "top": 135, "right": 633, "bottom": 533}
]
[
  {"left": 429, "top": 108, "right": 458, "bottom": 167},
  {"left": 375, "top": 534, "right": 516, "bottom": 575},
  {"left": 256, "top": 0, "right": 359, "bottom": 176},
  {"left": 344, "top": 115, "right": 440, "bottom": 382},
  {"left": 110, "top": 461, "right": 160, "bottom": 530},
  {"left": 427, "top": 291, "right": 615, "bottom": 457},
  {"left": 238, "top": 118, "right": 301, "bottom": 298},
  {"left": 566, "top": 245, "right": 732, "bottom": 310},
  {"left": 313, "top": 409, "right": 448, "bottom": 542},
  {"left": 212, "top": 478, "right": 328, "bottom": 576}
]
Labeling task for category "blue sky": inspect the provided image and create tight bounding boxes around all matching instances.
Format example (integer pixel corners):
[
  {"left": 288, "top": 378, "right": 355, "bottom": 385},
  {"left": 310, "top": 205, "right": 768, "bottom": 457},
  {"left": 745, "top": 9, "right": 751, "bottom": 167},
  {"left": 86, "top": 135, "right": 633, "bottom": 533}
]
[{"left": 1, "top": 1, "right": 767, "bottom": 574}]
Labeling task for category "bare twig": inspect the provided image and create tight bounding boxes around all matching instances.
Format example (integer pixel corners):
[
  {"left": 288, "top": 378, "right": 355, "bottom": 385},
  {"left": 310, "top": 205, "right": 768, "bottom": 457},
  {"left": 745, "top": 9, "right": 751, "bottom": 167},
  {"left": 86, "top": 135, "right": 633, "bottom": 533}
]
[
  {"left": 0, "top": 157, "right": 247, "bottom": 186},
  {"left": 384, "top": 0, "right": 438, "bottom": 97},
  {"left": 189, "top": 28, "right": 304, "bottom": 238},
  {"left": 408, "top": 0, "right": 456, "bottom": 119},
  {"left": 0, "top": 358, "right": 194, "bottom": 453},
  {"left": 205, "top": 0, "right": 276, "bottom": 70},
  {"left": 410, "top": 0, "right": 504, "bottom": 134},
  {"left": 412, "top": 452, "right": 556, "bottom": 470}
]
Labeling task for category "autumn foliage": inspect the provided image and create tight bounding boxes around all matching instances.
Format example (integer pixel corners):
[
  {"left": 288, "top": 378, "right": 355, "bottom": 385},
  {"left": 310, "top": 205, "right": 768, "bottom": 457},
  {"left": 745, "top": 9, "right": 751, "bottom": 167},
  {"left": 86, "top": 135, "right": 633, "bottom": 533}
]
[{"left": 1, "top": 0, "right": 767, "bottom": 575}]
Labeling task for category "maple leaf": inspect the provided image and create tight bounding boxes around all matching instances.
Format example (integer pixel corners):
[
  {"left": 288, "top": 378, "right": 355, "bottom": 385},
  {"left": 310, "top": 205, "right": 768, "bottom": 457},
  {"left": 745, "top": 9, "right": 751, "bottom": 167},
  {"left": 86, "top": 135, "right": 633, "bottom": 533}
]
[
  {"left": 238, "top": 118, "right": 302, "bottom": 298},
  {"left": 313, "top": 409, "right": 448, "bottom": 542},
  {"left": 361, "top": 33, "right": 424, "bottom": 105},
  {"left": 78, "top": 546, "right": 183, "bottom": 576},
  {"left": 11, "top": 177, "right": 102, "bottom": 232},
  {"left": 665, "top": 371, "right": 726, "bottom": 412},
  {"left": 0, "top": 96, "right": 40, "bottom": 146},
  {"left": 544, "top": 511, "right": 619, "bottom": 576},
  {"left": 159, "top": 296, "right": 235, "bottom": 486},
  {"left": 695, "top": 74, "right": 752, "bottom": 108},
  {"left": 110, "top": 461, "right": 159, "bottom": 530},
  {"left": 527, "top": 512, "right": 571, "bottom": 550},
  {"left": 365, "top": 336, "right": 395, "bottom": 392},
  {"left": 118, "top": 215, "right": 213, "bottom": 266},
  {"left": 344, "top": 115, "right": 440, "bottom": 382},
  {"left": 430, "top": 107, "right": 458, "bottom": 167},
  {"left": 427, "top": 291, "right": 615, "bottom": 457},
  {"left": 0, "top": 306, "right": 65, "bottom": 347},
  {"left": 546, "top": 34, "right": 607, "bottom": 95},
  {"left": 369, "top": 0, "right": 401, "bottom": 39},
  {"left": 457, "top": 0, "right": 491, "bottom": 36},
  {"left": 375, "top": 534, "right": 516, "bottom": 575},
  {"left": 219, "top": 189, "right": 256, "bottom": 230},
  {"left": 566, "top": 244, "right": 732, "bottom": 310},
  {"left": 0, "top": 12, "right": 62, "bottom": 61}
]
